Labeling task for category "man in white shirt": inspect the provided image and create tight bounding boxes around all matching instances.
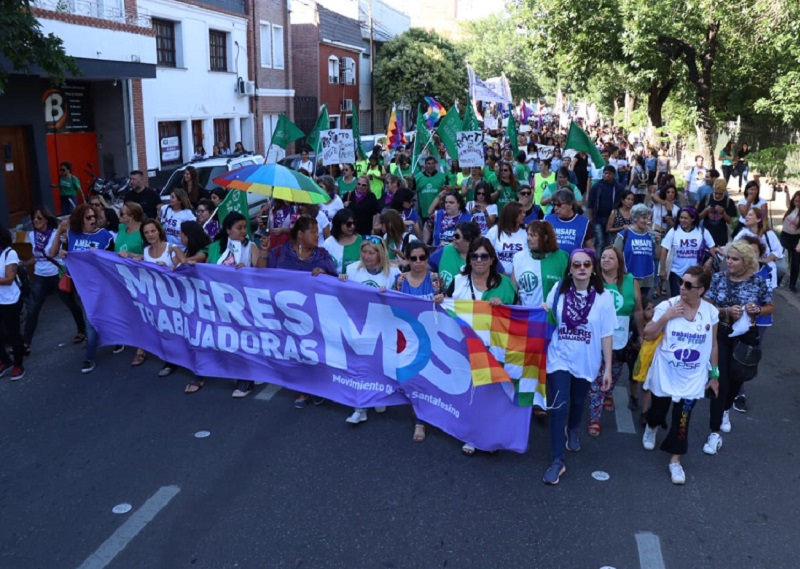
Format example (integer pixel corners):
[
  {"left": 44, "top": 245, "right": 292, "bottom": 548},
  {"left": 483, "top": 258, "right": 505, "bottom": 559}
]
[{"left": 685, "top": 155, "right": 707, "bottom": 207}]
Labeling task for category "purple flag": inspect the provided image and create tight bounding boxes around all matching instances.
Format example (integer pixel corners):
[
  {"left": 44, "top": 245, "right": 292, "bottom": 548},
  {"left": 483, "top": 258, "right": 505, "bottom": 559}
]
[{"left": 66, "top": 251, "right": 532, "bottom": 452}]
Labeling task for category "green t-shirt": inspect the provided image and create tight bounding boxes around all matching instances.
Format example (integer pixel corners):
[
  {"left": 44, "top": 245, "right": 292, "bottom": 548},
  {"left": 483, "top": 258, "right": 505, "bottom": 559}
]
[
  {"left": 483, "top": 171, "right": 499, "bottom": 190},
  {"left": 115, "top": 223, "right": 144, "bottom": 254},
  {"left": 483, "top": 274, "right": 517, "bottom": 304},
  {"left": 437, "top": 244, "right": 466, "bottom": 290},
  {"left": 496, "top": 183, "right": 517, "bottom": 214},
  {"left": 604, "top": 273, "right": 636, "bottom": 317},
  {"left": 354, "top": 160, "right": 369, "bottom": 177},
  {"left": 514, "top": 163, "right": 529, "bottom": 182},
  {"left": 533, "top": 172, "right": 556, "bottom": 206},
  {"left": 390, "top": 163, "right": 412, "bottom": 179},
  {"left": 59, "top": 175, "right": 80, "bottom": 198},
  {"left": 366, "top": 165, "right": 383, "bottom": 198},
  {"left": 337, "top": 177, "right": 357, "bottom": 198},
  {"left": 414, "top": 171, "right": 447, "bottom": 218}
]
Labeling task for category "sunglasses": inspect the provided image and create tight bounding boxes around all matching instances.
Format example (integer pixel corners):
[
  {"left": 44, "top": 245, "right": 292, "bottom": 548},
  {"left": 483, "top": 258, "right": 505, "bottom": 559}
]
[
  {"left": 470, "top": 253, "right": 491, "bottom": 261},
  {"left": 518, "top": 191, "right": 532, "bottom": 196},
  {"left": 364, "top": 235, "right": 383, "bottom": 245},
  {"left": 344, "top": 221, "right": 355, "bottom": 227},
  {"left": 453, "top": 233, "right": 463, "bottom": 240},
  {"left": 356, "top": 183, "right": 368, "bottom": 187},
  {"left": 408, "top": 254, "right": 427, "bottom": 262},
  {"left": 475, "top": 192, "right": 486, "bottom": 196},
  {"left": 553, "top": 202, "right": 564, "bottom": 208},
  {"left": 680, "top": 280, "right": 700, "bottom": 290},
  {"left": 571, "top": 261, "right": 592, "bottom": 269}
]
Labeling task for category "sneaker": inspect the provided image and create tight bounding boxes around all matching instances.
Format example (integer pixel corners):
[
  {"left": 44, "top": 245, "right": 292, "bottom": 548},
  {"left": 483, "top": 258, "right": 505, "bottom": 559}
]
[
  {"left": 10, "top": 367, "right": 25, "bottom": 381},
  {"left": 374, "top": 406, "right": 386, "bottom": 413},
  {"left": 0, "top": 362, "right": 11, "bottom": 378},
  {"left": 158, "top": 364, "right": 175, "bottom": 377},
  {"left": 543, "top": 460, "right": 566, "bottom": 485},
  {"left": 720, "top": 410, "right": 732, "bottom": 433},
  {"left": 346, "top": 410, "right": 367, "bottom": 424},
  {"left": 232, "top": 380, "right": 254, "bottom": 398},
  {"left": 112, "top": 344, "right": 125, "bottom": 354},
  {"left": 312, "top": 396, "right": 326, "bottom": 406},
  {"left": 733, "top": 395, "right": 748, "bottom": 413},
  {"left": 294, "top": 394, "right": 310, "bottom": 409},
  {"left": 642, "top": 425, "right": 658, "bottom": 450},
  {"left": 703, "top": 433, "right": 723, "bottom": 455},
  {"left": 23, "top": 345, "right": 31, "bottom": 357},
  {"left": 565, "top": 428, "right": 581, "bottom": 452},
  {"left": 668, "top": 461, "right": 686, "bottom": 485},
  {"left": 81, "top": 360, "right": 96, "bottom": 374}
]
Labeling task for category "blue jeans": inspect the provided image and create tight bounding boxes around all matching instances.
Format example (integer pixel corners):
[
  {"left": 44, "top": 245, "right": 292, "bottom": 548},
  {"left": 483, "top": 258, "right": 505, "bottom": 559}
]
[
  {"left": 736, "top": 165, "right": 749, "bottom": 189},
  {"left": 60, "top": 196, "right": 75, "bottom": 216},
  {"left": 76, "top": 294, "right": 99, "bottom": 361},
  {"left": 23, "top": 274, "right": 85, "bottom": 346},
  {"left": 593, "top": 220, "right": 609, "bottom": 250},
  {"left": 546, "top": 370, "right": 591, "bottom": 461}
]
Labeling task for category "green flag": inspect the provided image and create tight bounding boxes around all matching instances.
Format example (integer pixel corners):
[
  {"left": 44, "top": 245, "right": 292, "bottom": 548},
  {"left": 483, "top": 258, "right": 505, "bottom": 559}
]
[
  {"left": 507, "top": 114, "right": 519, "bottom": 156},
  {"left": 352, "top": 105, "right": 367, "bottom": 160},
  {"left": 411, "top": 104, "right": 432, "bottom": 171},
  {"left": 215, "top": 189, "right": 253, "bottom": 239},
  {"left": 436, "top": 108, "right": 461, "bottom": 161},
  {"left": 271, "top": 114, "right": 305, "bottom": 150},
  {"left": 564, "top": 121, "right": 606, "bottom": 168},
  {"left": 462, "top": 95, "right": 481, "bottom": 131},
  {"left": 307, "top": 105, "right": 329, "bottom": 156}
]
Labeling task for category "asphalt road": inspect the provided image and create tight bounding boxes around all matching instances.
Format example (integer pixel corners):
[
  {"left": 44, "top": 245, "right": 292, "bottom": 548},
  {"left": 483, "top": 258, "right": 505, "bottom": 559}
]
[{"left": 2, "top": 290, "right": 799, "bottom": 569}]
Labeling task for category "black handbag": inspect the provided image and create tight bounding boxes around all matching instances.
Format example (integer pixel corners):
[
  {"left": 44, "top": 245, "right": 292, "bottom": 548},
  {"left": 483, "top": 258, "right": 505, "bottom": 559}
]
[{"left": 730, "top": 340, "right": 761, "bottom": 382}]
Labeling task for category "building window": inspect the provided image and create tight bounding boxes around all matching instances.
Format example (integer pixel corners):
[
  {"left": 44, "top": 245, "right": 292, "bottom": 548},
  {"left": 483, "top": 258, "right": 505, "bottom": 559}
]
[
  {"left": 260, "top": 23, "right": 271, "bottom": 68},
  {"left": 159, "top": 121, "right": 182, "bottom": 166},
  {"left": 328, "top": 56, "right": 340, "bottom": 84},
  {"left": 209, "top": 30, "right": 227, "bottom": 72},
  {"left": 272, "top": 25, "right": 284, "bottom": 69},
  {"left": 340, "top": 57, "right": 356, "bottom": 85},
  {"left": 214, "top": 119, "right": 231, "bottom": 150},
  {"left": 191, "top": 120, "right": 204, "bottom": 151},
  {"left": 154, "top": 19, "right": 176, "bottom": 67}
]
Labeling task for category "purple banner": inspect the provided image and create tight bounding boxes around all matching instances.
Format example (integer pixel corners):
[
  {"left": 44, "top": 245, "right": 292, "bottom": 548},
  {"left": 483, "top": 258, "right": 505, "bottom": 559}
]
[{"left": 67, "top": 251, "right": 532, "bottom": 452}]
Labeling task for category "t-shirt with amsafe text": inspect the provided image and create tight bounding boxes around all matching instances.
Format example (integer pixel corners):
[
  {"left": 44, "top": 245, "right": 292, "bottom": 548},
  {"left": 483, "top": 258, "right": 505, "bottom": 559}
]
[
  {"left": 414, "top": 171, "right": 447, "bottom": 218},
  {"left": 660, "top": 226, "right": 715, "bottom": 277}
]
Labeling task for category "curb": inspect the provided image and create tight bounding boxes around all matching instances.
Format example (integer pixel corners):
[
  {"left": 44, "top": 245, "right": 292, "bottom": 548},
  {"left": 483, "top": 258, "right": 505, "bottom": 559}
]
[{"left": 776, "top": 288, "right": 800, "bottom": 312}]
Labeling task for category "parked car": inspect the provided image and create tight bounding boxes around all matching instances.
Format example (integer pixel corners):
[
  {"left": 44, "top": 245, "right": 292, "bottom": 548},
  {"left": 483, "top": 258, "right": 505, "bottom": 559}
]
[{"left": 159, "top": 153, "right": 267, "bottom": 221}]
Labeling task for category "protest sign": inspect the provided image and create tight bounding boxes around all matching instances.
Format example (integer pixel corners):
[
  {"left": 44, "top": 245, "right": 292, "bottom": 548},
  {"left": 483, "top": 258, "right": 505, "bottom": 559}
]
[
  {"left": 320, "top": 129, "right": 355, "bottom": 165},
  {"left": 483, "top": 116, "right": 499, "bottom": 131},
  {"left": 537, "top": 145, "right": 555, "bottom": 160},
  {"left": 66, "top": 251, "right": 546, "bottom": 452},
  {"left": 456, "top": 131, "right": 484, "bottom": 168}
]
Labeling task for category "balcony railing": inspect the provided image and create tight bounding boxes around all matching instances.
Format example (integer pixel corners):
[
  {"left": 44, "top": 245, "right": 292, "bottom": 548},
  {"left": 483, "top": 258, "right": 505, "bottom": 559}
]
[{"left": 33, "top": 0, "right": 151, "bottom": 27}]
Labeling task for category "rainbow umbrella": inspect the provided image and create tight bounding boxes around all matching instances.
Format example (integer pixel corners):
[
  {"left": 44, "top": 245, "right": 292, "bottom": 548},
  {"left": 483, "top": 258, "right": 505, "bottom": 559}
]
[{"left": 212, "top": 163, "right": 330, "bottom": 204}]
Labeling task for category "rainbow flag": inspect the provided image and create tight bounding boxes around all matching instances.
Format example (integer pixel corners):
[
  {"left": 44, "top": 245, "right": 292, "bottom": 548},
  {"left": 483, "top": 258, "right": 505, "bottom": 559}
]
[
  {"left": 444, "top": 300, "right": 554, "bottom": 408},
  {"left": 423, "top": 96, "right": 447, "bottom": 128},
  {"left": 386, "top": 104, "right": 406, "bottom": 151}
]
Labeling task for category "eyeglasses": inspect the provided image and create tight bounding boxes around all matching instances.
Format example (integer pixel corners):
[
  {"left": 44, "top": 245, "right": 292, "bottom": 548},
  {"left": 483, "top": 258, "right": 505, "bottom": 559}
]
[
  {"left": 470, "top": 253, "right": 491, "bottom": 261},
  {"left": 344, "top": 220, "right": 355, "bottom": 227},
  {"left": 518, "top": 191, "right": 532, "bottom": 196},
  {"left": 553, "top": 201, "right": 564, "bottom": 208},
  {"left": 356, "top": 183, "right": 368, "bottom": 187},
  {"left": 571, "top": 261, "right": 592, "bottom": 269},
  {"left": 680, "top": 280, "right": 699, "bottom": 290},
  {"left": 408, "top": 254, "right": 427, "bottom": 262},
  {"left": 453, "top": 233, "right": 463, "bottom": 240},
  {"left": 364, "top": 235, "right": 383, "bottom": 245}
]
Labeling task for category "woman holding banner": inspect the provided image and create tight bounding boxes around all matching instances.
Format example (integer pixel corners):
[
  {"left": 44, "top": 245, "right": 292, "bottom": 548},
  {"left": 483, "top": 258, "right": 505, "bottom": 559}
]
[
  {"left": 269, "top": 216, "right": 337, "bottom": 407},
  {"left": 324, "top": 209, "right": 363, "bottom": 274},
  {"left": 542, "top": 248, "right": 615, "bottom": 485},
  {"left": 339, "top": 237, "right": 400, "bottom": 425}
]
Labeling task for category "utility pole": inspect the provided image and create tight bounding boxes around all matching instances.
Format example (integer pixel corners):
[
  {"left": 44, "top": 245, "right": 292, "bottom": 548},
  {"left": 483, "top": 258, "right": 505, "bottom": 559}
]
[{"left": 369, "top": 0, "right": 374, "bottom": 134}]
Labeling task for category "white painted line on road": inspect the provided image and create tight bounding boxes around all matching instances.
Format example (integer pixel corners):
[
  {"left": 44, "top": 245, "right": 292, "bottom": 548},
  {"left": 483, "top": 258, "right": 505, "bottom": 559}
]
[
  {"left": 76, "top": 485, "right": 180, "bottom": 569},
  {"left": 635, "top": 532, "right": 666, "bottom": 569},
  {"left": 614, "top": 386, "right": 637, "bottom": 434},
  {"left": 255, "top": 383, "right": 282, "bottom": 401}
]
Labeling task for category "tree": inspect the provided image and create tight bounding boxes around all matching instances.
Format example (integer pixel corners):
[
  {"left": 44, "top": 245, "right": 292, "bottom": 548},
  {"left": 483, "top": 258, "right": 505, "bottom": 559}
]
[
  {"left": 459, "top": 14, "right": 548, "bottom": 101},
  {"left": 374, "top": 29, "right": 467, "bottom": 113},
  {"left": 0, "top": 0, "right": 79, "bottom": 92}
]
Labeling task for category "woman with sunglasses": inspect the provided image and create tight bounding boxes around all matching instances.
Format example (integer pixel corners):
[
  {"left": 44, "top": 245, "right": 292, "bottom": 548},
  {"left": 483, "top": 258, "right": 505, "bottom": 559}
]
[
  {"left": 388, "top": 187, "right": 421, "bottom": 237},
  {"left": 427, "top": 221, "right": 482, "bottom": 290},
  {"left": 425, "top": 191, "right": 472, "bottom": 248},
  {"left": 465, "top": 181, "right": 497, "bottom": 235},
  {"left": 269, "top": 216, "right": 337, "bottom": 407},
  {"left": 493, "top": 161, "right": 519, "bottom": 214},
  {"left": 542, "top": 248, "right": 616, "bottom": 485},
  {"left": 641, "top": 266, "right": 719, "bottom": 485},
  {"left": 195, "top": 198, "right": 220, "bottom": 240},
  {"left": 544, "top": 189, "right": 594, "bottom": 254},
  {"left": 701, "top": 241, "right": 772, "bottom": 454},
  {"left": 52, "top": 204, "right": 115, "bottom": 374},
  {"left": 21, "top": 208, "right": 85, "bottom": 356},
  {"left": 541, "top": 166, "right": 582, "bottom": 215},
  {"left": 339, "top": 237, "right": 400, "bottom": 424},
  {"left": 160, "top": 188, "right": 196, "bottom": 246},
  {"left": 487, "top": 202, "right": 527, "bottom": 274},
  {"left": 324, "top": 208, "right": 363, "bottom": 274},
  {"left": 337, "top": 163, "right": 358, "bottom": 198},
  {"left": 659, "top": 206, "right": 716, "bottom": 296},
  {"left": 517, "top": 184, "right": 545, "bottom": 225},
  {"left": 393, "top": 240, "right": 445, "bottom": 443},
  {"left": 343, "top": 176, "right": 381, "bottom": 237},
  {"left": 587, "top": 246, "right": 643, "bottom": 436}
]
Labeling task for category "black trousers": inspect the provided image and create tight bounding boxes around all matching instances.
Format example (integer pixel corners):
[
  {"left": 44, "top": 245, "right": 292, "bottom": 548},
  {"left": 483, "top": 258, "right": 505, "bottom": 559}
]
[
  {"left": 0, "top": 300, "right": 24, "bottom": 367},
  {"left": 646, "top": 396, "right": 697, "bottom": 455}
]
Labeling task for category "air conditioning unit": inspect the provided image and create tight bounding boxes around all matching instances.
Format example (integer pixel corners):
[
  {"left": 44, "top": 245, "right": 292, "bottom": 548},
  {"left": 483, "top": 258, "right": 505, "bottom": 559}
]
[
  {"left": 341, "top": 98, "right": 354, "bottom": 112},
  {"left": 237, "top": 79, "right": 255, "bottom": 96}
]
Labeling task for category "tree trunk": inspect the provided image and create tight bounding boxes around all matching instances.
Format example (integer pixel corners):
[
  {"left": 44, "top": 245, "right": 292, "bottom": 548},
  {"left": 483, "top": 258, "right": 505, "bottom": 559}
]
[
  {"left": 646, "top": 79, "right": 674, "bottom": 148},
  {"left": 695, "top": 117, "right": 714, "bottom": 169}
]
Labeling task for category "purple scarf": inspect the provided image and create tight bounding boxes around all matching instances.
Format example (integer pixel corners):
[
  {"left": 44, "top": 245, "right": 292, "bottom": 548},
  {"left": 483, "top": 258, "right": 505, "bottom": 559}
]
[
  {"left": 354, "top": 189, "right": 368, "bottom": 203},
  {"left": 562, "top": 248, "right": 597, "bottom": 330},
  {"left": 34, "top": 228, "right": 54, "bottom": 259}
]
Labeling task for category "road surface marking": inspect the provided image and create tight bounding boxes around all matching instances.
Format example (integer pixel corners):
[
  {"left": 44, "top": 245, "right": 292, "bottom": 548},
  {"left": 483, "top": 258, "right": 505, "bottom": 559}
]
[
  {"left": 255, "top": 383, "right": 282, "bottom": 401},
  {"left": 614, "top": 386, "right": 637, "bottom": 434},
  {"left": 635, "top": 532, "right": 666, "bottom": 569},
  {"left": 76, "top": 485, "right": 180, "bottom": 569}
]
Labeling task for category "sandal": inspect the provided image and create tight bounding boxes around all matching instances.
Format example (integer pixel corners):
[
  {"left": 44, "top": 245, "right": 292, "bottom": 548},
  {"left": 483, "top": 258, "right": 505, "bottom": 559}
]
[
  {"left": 587, "top": 422, "right": 601, "bottom": 437},
  {"left": 603, "top": 396, "right": 615, "bottom": 412},
  {"left": 131, "top": 351, "right": 147, "bottom": 367},
  {"left": 461, "top": 443, "right": 476, "bottom": 457},
  {"left": 72, "top": 332, "right": 87, "bottom": 344},
  {"left": 413, "top": 424, "right": 426, "bottom": 443},
  {"left": 184, "top": 380, "right": 204, "bottom": 394}
]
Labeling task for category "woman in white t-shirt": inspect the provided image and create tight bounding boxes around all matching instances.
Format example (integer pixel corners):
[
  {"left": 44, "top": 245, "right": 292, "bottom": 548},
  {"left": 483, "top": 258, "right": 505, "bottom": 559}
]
[
  {"left": 732, "top": 208, "right": 783, "bottom": 288},
  {"left": 542, "top": 248, "right": 616, "bottom": 485},
  {"left": 736, "top": 181, "right": 768, "bottom": 225},
  {"left": 0, "top": 225, "right": 25, "bottom": 380},
  {"left": 465, "top": 181, "right": 497, "bottom": 235},
  {"left": 486, "top": 202, "right": 527, "bottom": 274},
  {"left": 160, "top": 189, "right": 196, "bottom": 246},
  {"left": 339, "top": 237, "right": 400, "bottom": 425},
  {"left": 642, "top": 266, "right": 719, "bottom": 485},
  {"left": 659, "top": 206, "right": 716, "bottom": 297}
]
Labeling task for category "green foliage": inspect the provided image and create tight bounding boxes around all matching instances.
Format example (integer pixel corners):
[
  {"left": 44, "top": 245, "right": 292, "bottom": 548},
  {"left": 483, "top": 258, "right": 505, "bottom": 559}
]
[
  {"left": 0, "top": 0, "right": 80, "bottom": 92},
  {"left": 748, "top": 145, "right": 800, "bottom": 181},
  {"left": 374, "top": 29, "right": 467, "bottom": 111}
]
